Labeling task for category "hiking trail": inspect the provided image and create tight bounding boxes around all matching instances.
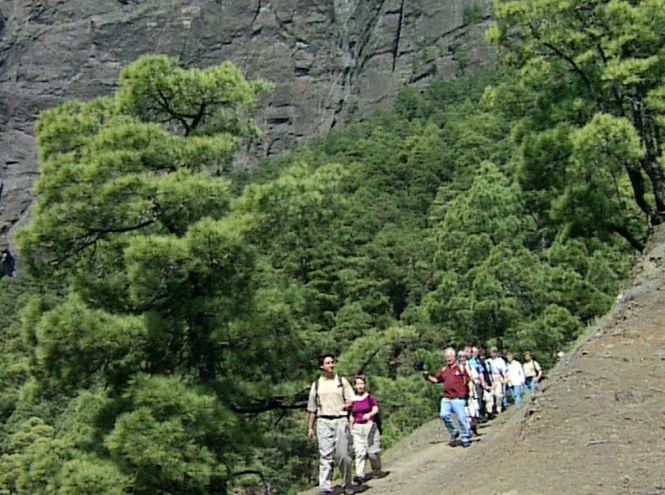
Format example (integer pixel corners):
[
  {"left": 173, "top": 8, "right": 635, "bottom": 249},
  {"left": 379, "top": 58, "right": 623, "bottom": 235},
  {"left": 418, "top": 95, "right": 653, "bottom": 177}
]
[{"left": 300, "top": 223, "right": 665, "bottom": 495}]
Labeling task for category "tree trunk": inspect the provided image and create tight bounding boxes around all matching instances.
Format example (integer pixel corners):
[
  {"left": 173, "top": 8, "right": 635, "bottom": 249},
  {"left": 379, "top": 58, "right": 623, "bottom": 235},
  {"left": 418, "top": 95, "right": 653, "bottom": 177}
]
[
  {"left": 633, "top": 99, "right": 665, "bottom": 214},
  {"left": 641, "top": 155, "right": 665, "bottom": 214},
  {"left": 625, "top": 166, "right": 651, "bottom": 216},
  {"left": 611, "top": 224, "right": 644, "bottom": 253}
]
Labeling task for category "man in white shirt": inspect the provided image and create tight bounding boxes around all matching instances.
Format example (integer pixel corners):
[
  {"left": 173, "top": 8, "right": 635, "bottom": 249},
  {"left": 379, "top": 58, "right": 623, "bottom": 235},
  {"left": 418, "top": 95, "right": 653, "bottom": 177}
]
[{"left": 307, "top": 354, "right": 355, "bottom": 495}]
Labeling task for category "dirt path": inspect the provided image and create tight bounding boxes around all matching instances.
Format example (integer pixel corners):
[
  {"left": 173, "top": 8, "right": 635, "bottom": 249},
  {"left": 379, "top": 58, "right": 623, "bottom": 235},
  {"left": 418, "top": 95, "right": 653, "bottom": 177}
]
[{"left": 300, "top": 224, "right": 665, "bottom": 495}]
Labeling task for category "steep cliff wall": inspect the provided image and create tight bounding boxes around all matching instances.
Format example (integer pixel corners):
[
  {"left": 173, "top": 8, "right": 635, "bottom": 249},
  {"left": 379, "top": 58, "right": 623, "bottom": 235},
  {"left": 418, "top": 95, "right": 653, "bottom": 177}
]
[{"left": 0, "top": 0, "right": 494, "bottom": 246}]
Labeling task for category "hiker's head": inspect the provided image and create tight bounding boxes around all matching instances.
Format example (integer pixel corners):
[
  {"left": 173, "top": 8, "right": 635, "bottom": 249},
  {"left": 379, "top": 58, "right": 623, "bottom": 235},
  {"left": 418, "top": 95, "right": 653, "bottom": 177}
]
[
  {"left": 354, "top": 374, "right": 368, "bottom": 394},
  {"left": 457, "top": 350, "right": 468, "bottom": 363},
  {"left": 490, "top": 346, "right": 499, "bottom": 357},
  {"left": 444, "top": 347, "right": 456, "bottom": 365},
  {"left": 506, "top": 352, "right": 514, "bottom": 362},
  {"left": 318, "top": 354, "right": 336, "bottom": 374},
  {"left": 471, "top": 346, "right": 480, "bottom": 358},
  {"left": 524, "top": 351, "right": 532, "bottom": 361}
]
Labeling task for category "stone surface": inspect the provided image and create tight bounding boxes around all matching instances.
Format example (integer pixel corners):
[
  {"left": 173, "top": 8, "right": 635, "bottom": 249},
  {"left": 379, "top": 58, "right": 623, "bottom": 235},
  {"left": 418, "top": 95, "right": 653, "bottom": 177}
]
[{"left": 0, "top": 0, "right": 494, "bottom": 247}]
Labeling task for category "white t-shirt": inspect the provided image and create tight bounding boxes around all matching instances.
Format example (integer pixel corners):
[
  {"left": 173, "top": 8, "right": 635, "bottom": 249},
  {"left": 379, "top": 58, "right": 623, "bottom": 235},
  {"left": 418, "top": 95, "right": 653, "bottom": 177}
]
[
  {"left": 488, "top": 357, "right": 508, "bottom": 379},
  {"left": 507, "top": 360, "right": 525, "bottom": 386}
]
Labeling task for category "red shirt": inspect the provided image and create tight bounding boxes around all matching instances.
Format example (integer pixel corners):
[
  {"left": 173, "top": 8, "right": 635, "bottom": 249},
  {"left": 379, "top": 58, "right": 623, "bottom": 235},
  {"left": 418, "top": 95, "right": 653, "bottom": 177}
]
[
  {"left": 350, "top": 394, "right": 379, "bottom": 423},
  {"left": 434, "top": 364, "right": 469, "bottom": 399}
]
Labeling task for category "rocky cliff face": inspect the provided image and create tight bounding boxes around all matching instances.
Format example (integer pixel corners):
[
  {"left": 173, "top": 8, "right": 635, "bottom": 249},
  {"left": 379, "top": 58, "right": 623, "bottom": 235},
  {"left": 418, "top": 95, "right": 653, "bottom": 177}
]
[{"left": 0, "top": 0, "right": 494, "bottom": 247}]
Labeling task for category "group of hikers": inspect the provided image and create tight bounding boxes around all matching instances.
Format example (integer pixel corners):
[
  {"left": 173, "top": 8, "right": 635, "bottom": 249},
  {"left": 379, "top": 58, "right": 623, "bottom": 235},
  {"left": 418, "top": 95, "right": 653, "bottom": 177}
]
[{"left": 306, "top": 347, "right": 543, "bottom": 495}]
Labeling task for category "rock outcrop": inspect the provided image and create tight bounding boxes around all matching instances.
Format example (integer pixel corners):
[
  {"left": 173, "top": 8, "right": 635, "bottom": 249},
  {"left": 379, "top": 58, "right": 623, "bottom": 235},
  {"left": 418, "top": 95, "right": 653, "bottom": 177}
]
[{"left": 0, "top": 0, "right": 494, "bottom": 246}]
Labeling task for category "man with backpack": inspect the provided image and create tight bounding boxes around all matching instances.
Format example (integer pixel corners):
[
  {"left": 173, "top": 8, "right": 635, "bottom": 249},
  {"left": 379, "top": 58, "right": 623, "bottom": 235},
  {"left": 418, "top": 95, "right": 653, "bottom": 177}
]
[{"left": 307, "top": 354, "right": 355, "bottom": 495}]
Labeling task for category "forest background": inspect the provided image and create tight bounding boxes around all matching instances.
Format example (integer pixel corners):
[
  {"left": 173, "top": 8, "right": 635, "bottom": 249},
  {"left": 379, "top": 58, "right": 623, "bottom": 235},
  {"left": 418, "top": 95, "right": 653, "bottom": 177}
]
[{"left": 1, "top": 1, "right": 664, "bottom": 494}]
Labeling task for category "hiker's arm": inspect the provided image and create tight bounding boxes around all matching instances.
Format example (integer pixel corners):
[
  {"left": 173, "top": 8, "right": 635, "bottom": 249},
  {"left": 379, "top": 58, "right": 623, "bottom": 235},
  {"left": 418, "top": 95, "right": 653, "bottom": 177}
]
[
  {"left": 342, "top": 377, "right": 355, "bottom": 410},
  {"left": 363, "top": 405, "right": 379, "bottom": 422},
  {"left": 307, "top": 412, "right": 316, "bottom": 440},
  {"left": 306, "top": 383, "right": 317, "bottom": 440},
  {"left": 422, "top": 370, "right": 438, "bottom": 384}
]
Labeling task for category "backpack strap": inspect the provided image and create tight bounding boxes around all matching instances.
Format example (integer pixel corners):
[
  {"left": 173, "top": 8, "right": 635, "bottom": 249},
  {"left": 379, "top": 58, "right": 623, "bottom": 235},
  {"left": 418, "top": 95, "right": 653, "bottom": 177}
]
[
  {"left": 338, "top": 375, "right": 346, "bottom": 403},
  {"left": 314, "top": 377, "right": 320, "bottom": 413}
]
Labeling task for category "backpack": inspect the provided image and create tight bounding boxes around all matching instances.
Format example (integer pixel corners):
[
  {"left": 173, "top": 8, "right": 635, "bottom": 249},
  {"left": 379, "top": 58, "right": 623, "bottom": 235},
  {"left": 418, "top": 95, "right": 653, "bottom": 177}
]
[{"left": 373, "top": 404, "right": 383, "bottom": 435}]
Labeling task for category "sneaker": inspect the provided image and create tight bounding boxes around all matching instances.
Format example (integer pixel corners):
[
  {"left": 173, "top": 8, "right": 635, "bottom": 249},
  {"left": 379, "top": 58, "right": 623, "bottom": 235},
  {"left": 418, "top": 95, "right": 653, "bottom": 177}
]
[
  {"left": 344, "top": 487, "right": 355, "bottom": 495},
  {"left": 371, "top": 470, "right": 389, "bottom": 479},
  {"left": 353, "top": 475, "right": 365, "bottom": 485},
  {"left": 462, "top": 441, "right": 472, "bottom": 448}
]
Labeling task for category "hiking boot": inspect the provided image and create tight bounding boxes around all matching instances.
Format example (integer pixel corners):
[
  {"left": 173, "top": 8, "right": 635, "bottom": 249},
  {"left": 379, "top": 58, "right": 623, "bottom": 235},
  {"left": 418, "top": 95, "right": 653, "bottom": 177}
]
[
  {"left": 344, "top": 487, "right": 355, "bottom": 495},
  {"left": 462, "top": 440, "right": 472, "bottom": 448},
  {"left": 353, "top": 475, "right": 365, "bottom": 485},
  {"left": 448, "top": 431, "right": 460, "bottom": 446},
  {"left": 371, "top": 470, "right": 389, "bottom": 479}
]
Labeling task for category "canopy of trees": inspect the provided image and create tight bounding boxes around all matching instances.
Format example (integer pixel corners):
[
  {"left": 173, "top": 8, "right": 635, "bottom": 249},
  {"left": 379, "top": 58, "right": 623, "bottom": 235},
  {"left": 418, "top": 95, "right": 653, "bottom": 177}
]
[{"left": 487, "top": 0, "right": 665, "bottom": 250}]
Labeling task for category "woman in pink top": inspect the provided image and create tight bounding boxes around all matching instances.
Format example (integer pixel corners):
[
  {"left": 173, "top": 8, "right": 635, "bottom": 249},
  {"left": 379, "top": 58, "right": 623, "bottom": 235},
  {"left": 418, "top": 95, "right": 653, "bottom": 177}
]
[{"left": 350, "top": 375, "right": 383, "bottom": 484}]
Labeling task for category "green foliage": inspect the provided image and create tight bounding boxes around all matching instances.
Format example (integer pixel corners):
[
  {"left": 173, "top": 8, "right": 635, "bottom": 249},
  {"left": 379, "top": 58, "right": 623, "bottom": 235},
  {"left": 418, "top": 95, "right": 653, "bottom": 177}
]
[
  {"left": 116, "top": 54, "right": 271, "bottom": 138},
  {"left": 7, "top": 55, "right": 279, "bottom": 494},
  {"left": 104, "top": 375, "right": 238, "bottom": 494},
  {"left": 488, "top": 0, "right": 665, "bottom": 248},
  {"left": 1, "top": 49, "right": 639, "bottom": 495}
]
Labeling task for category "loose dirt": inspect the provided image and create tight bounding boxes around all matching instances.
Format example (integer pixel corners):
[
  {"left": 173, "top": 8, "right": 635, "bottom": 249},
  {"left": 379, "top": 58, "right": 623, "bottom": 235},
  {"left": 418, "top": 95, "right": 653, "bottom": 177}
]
[{"left": 300, "top": 224, "right": 665, "bottom": 495}]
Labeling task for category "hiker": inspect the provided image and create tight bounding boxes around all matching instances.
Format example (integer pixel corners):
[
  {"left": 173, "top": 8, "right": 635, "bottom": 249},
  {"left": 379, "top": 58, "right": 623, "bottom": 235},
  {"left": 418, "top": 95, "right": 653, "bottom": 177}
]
[
  {"left": 486, "top": 347, "right": 508, "bottom": 414},
  {"left": 307, "top": 354, "right": 355, "bottom": 495},
  {"left": 457, "top": 350, "right": 480, "bottom": 435},
  {"left": 476, "top": 347, "right": 494, "bottom": 420},
  {"left": 523, "top": 351, "right": 543, "bottom": 393},
  {"left": 506, "top": 352, "right": 525, "bottom": 406},
  {"left": 350, "top": 375, "right": 384, "bottom": 484},
  {"left": 468, "top": 346, "right": 489, "bottom": 420},
  {"left": 423, "top": 347, "right": 472, "bottom": 448},
  {"left": 1, "top": 249, "right": 15, "bottom": 278}
]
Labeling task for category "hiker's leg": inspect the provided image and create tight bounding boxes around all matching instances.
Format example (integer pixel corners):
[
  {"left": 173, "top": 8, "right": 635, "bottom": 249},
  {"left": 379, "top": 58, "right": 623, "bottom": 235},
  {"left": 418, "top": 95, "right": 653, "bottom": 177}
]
[
  {"left": 316, "top": 419, "right": 336, "bottom": 493},
  {"left": 451, "top": 399, "right": 471, "bottom": 443},
  {"left": 440, "top": 398, "right": 458, "bottom": 439},
  {"left": 334, "top": 418, "right": 353, "bottom": 490},
  {"left": 367, "top": 422, "right": 382, "bottom": 473},
  {"left": 351, "top": 422, "right": 368, "bottom": 479},
  {"left": 513, "top": 384, "right": 522, "bottom": 406}
]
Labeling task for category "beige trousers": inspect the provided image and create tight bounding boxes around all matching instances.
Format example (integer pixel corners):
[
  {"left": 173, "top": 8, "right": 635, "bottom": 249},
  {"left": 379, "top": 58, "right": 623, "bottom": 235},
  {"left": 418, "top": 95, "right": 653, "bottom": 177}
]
[
  {"left": 351, "top": 421, "right": 382, "bottom": 478},
  {"left": 316, "top": 417, "right": 353, "bottom": 492}
]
